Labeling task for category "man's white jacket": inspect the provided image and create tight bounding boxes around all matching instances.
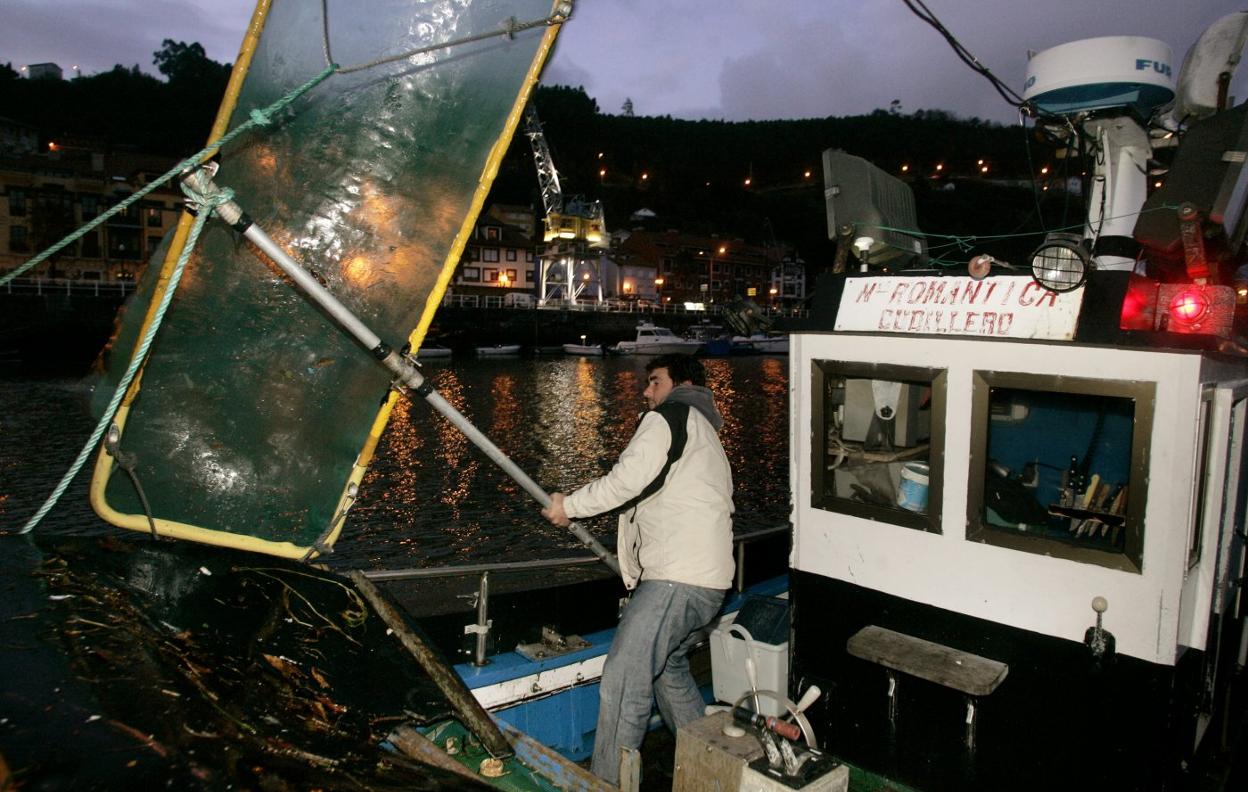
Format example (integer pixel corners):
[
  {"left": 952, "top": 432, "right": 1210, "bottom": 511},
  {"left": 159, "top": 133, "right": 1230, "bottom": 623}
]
[{"left": 563, "top": 385, "right": 735, "bottom": 590}]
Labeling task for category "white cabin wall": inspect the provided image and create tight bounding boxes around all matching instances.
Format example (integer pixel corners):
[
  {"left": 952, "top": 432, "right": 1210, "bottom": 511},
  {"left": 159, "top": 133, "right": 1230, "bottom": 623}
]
[
  {"left": 1179, "top": 376, "right": 1248, "bottom": 651},
  {"left": 790, "top": 332, "right": 1215, "bottom": 666}
]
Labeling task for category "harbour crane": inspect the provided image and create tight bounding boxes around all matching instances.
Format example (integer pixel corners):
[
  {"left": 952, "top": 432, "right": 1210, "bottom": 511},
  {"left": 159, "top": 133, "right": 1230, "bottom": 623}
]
[{"left": 523, "top": 105, "right": 608, "bottom": 305}]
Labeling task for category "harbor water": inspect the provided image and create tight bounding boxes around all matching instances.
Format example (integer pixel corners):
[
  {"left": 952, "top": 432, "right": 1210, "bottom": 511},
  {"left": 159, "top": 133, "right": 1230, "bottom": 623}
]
[{"left": 0, "top": 354, "right": 790, "bottom": 571}]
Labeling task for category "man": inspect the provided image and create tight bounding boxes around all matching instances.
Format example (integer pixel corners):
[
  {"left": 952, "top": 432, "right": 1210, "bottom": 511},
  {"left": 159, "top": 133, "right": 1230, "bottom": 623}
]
[{"left": 541, "top": 354, "right": 735, "bottom": 784}]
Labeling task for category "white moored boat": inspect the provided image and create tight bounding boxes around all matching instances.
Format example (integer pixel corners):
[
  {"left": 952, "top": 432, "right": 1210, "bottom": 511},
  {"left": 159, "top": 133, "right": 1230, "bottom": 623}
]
[
  {"left": 611, "top": 322, "right": 702, "bottom": 355},
  {"left": 416, "top": 344, "right": 452, "bottom": 358},
  {"left": 731, "top": 333, "right": 789, "bottom": 355},
  {"left": 475, "top": 344, "right": 522, "bottom": 356},
  {"left": 563, "top": 335, "right": 607, "bottom": 356}
]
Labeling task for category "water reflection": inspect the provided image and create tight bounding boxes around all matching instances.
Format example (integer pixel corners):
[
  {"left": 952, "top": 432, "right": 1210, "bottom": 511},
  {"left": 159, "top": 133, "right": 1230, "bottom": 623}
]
[
  {"left": 337, "top": 355, "right": 790, "bottom": 569},
  {"left": 0, "top": 357, "right": 790, "bottom": 570}
]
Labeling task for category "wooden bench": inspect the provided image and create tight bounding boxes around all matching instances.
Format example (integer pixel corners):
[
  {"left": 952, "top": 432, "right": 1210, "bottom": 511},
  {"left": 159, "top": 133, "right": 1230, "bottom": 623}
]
[{"left": 847, "top": 625, "right": 1008, "bottom": 750}]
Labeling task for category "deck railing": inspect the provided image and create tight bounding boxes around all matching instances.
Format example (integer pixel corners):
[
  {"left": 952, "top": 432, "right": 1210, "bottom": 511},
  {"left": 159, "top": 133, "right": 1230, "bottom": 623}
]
[
  {"left": 1, "top": 276, "right": 137, "bottom": 298},
  {"left": 440, "top": 292, "right": 807, "bottom": 319},
  {"left": 359, "top": 523, "right": 790, "bottom": 666}
]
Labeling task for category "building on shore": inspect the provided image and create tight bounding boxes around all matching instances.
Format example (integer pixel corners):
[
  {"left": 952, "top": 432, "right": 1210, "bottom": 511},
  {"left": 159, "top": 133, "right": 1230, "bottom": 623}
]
[
  {"left": 1, "top": 145, "right": 182, "bottom": 283},
  {"left": 609, "top": 229, "right": 805, "bottom": 308},
  {"left": 446, "top": 205, "right": 539, "bottom": 305}
]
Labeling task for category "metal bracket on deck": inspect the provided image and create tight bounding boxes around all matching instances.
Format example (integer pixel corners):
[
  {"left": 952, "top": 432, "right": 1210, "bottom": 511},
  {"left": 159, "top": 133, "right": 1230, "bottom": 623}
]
[{"left": 516, "top": 626, "right": 591, "bottom": 662}]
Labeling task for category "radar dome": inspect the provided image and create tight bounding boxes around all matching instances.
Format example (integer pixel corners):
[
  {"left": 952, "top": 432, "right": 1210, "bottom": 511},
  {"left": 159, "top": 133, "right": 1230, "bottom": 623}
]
[{"left": 1023, "top": 36, "right": 1175, "bottom": 116}]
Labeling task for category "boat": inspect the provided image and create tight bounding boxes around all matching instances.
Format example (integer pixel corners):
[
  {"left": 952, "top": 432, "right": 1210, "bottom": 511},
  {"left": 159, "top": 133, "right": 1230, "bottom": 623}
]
[
  {"left": 685, "top": 322, "right": 734, "bottom": 356},
  {"left": 475, "top": 344, "right": 523, "bottom": 356},
  {"left": 611, "top": 322, "right": 703, "bottom": 355},
  {"left": 369, "top": 528, "right": 790, "bottom": 762},
  {"left": 779, "top": 19, "right": 1248, "bottom": 791},
  {"left": 417, "top": 344, "right": 453, "bottom": 358},
  {"left": 8, "top": 2, "right": 1248, "bottom": 790},
  {"left": 1, "top": 0, "right": 623, "bottom": 788},
  {"left": 730, "top": 333, "right": 789, "bottom": 355},
  {"left": 562, "top": 334, "right": 607, "bottom": 356},
  {"left": 562, "top": 343, "right": 606, "bottom": 356}
]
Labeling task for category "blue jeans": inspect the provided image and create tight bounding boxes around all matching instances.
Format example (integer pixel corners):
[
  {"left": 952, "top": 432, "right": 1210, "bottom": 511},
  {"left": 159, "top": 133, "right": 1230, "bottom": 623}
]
[{"left": 591, "top": 579, "right": 726, "bottom": 784}]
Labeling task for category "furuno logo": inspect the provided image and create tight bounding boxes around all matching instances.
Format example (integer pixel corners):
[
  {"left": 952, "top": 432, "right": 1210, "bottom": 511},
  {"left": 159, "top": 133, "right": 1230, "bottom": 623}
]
[
  {"left": 1135, "top": 58, "right": 1172, "bottom": 77},
  {"left": 1024, "top": 75, "right": 1036, "bottom": 90}
]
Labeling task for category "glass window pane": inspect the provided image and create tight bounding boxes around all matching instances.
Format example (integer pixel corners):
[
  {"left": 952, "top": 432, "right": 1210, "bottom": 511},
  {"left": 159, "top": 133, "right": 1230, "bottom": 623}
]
[
  {"left": 813, "top": 361, "right": 944, "bottom": 532},
  {"left": 968, "top": 372, "right": 1152, "bottom": 571}
]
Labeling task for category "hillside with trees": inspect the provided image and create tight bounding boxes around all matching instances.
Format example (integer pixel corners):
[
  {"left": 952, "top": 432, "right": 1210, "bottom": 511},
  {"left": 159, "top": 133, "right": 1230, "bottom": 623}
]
[{"left": 2, "top": 44, "right": 1071, "bottom": 270}]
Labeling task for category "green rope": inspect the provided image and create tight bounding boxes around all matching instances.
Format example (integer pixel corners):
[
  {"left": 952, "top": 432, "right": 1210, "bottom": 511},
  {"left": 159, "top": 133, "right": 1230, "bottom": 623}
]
[
  {"left": 13, "top": 185, "right": 237, "bottom": 535},
  {"left": 0, "top": 63, "right": 337, "bottom": 288},
  {"left": 855, "top": 203, "right": 1183, "bottom": 261}
]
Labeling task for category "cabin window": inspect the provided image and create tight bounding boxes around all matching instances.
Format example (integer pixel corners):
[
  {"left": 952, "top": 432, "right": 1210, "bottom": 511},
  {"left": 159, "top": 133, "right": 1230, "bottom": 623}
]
[
  {"left": 483, "top": 248, "right": 500, "bottom": 262},
  {"left": 966, "top": 372, "right": 1153, "bottom": 573},
  {"left": 485, "top": 226, "right": 500, "bottom": 241},
  {"left": 462, "top": 267, "right": 479, "bottom": 282},
  {"left": 811, "top": 360, "right": 945, "bottom": 533},
  {"left": 506, "top": 249, "right": 517, "bottom": 261}
]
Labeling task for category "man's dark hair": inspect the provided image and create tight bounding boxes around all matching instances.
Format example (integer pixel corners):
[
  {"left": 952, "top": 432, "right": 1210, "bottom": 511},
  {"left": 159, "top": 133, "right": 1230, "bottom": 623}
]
[{"left": 647, "top": 354, "right": 705, "bottom": 387}]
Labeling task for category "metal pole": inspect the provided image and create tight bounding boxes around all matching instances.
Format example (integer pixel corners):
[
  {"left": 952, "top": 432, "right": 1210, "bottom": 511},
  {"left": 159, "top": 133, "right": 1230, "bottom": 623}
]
[
  {"left": 183, "top": 167, "right": 621, "bottom": 577},
  {"left": 350, "top": 571, "right": 512, "bottom": 758},
  {"left": 473, "top": 571, "right": 490, "bottom": 667}
]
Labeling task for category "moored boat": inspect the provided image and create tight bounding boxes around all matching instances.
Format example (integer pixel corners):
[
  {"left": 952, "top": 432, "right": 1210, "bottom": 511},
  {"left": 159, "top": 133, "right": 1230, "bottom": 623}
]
[
  {"left": 731, "top": 333, "right": 789, "bottom": 355},
  {"left": 562, "top": 343, "right": 606, "bottom": 356},
  {"left": 611, "top": 322, "right": 703, "bottom": 355},
  {"left": 685, "top": 322, "right": 734, "bottom": 356},
  {"left": 563, "top": 334, "right": 607, "bottom": 356},
  {"left": 417, "top": 344, "right": 453, "bottom": 358},
  {"left": 475, "top": 344, "right": 523, "bottom": 356}
]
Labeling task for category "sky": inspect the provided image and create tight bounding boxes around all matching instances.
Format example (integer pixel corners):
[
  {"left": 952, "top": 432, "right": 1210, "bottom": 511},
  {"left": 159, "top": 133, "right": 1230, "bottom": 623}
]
[{"left": 2, "top": 0, "right": 1244, "bottom": 124}]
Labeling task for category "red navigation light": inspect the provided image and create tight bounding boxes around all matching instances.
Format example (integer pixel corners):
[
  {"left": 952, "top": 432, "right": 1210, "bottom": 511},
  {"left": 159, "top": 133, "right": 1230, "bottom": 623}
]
[
  {"left": 1120, "top": 280, "right": 1236, "bottom": 337},
  {"left": 1156, "top": 284, "right": 1235, "bottom": 336},
  {"left": 1168, "top": 289, "right": 1209, "bottom": 324},
  {"left": 1119, "top": 274, "right": 1157, "bottom": 330}
]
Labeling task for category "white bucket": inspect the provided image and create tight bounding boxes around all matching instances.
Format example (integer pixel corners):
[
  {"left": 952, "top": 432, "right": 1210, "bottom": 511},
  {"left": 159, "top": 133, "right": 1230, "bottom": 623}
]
[{"left": 896, "top": 462, "right": 930, "bottom": 512}]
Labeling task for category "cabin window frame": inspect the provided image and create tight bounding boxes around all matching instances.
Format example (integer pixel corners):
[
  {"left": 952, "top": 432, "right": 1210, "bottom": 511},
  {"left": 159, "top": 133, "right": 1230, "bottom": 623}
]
[
  {"left": 810, "top": 359, "right": 946, "bottom": 534},
  {"left": 1187, "top": 388, "right": 1217, "bottom": 571},
  {"left": 965, "top": 370, "right": 1154, "bottom": 573}
]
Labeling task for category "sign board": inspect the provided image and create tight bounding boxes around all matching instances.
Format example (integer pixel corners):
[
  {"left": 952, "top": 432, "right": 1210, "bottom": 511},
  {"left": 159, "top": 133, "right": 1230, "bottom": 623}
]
[
  {"left": 747, "top": 287, "right": 757, "bottom": 297},
  {"left": 835, "top": 275, "right": 1082, "bottom": 340}
]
